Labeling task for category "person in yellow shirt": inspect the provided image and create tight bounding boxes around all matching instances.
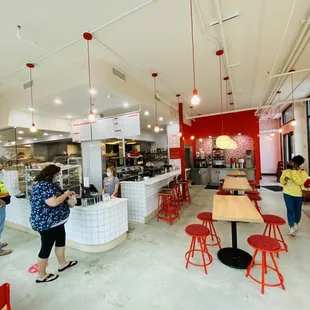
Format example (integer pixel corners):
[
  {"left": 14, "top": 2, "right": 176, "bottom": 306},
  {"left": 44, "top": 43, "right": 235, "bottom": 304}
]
[{"left": 280, "top": 155, "right": 308, "bottom": 236}]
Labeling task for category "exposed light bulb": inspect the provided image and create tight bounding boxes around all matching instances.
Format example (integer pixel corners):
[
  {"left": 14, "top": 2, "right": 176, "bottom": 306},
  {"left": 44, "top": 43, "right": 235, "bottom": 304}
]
[
  {"left": 291, "top": 120, "right": 297, "bottom": 126},
  {"left": 159, "top": 117, "right": 164, "bottom": 122},
  {"left": 190, "top": 136, "right": 195, "bottom": 140},
  {"left": 30, "top": 123, "right": 37, "bottom": 133},
  {"left": 28, "top": 107, "right": 35, "bottom": 112},
  {"left": 191, "top": 89, "right": 200, "bottom": 105},
  {"left": 199, "top": 138, "right": 203, "bottom": 142},
  {"left": 238, "top": 133, "right": 241, "bottom": 136},
  {"left": 154, "top": 125, "right": 160, "bottom": 133},
  {"left": 147, "top": 124, "right": 151, "bottom": 128},
  {"left": 160, "top": 128, "right": 164, "bottom": 132},
  {"left": 54, "top": 98, "right": 62, "bottom": 104},
  {"left": 11, "top": 141, "right": 16, "bottom": 145},
  {"left": 144, "top": 111, "right": 150, "bottom": 116},
  {"left": 18, "top": 130, "right": 24, "bottom": 134},
  {"left": 88, "top": 111, "right": 96, "bottom": 122},
  {"left": 44, "top": 133, "right": 49, "bottom": 136},
  {"left": 67, "top": 115, "right": 72, "bottom": 119},
  {"left": 17, "top": 137, "right": 22, "bottom": 140},
  {"left": 278, "top": 128, "right": 283, "bottom": 133},
  {"left": 178, "top": 132, "right": 182, "bottom": 137},
  {"left": 17, "top": 25, "right": 22, "bottom": 40},
  {"left": 123, "top": 102, "right": 129, "bottom": 108},
  {"left": 271, "top": 132, "right": 275, "bottom": 137},
  {"left": 89, "top": 88, "right": 97, "bottom": 95}
]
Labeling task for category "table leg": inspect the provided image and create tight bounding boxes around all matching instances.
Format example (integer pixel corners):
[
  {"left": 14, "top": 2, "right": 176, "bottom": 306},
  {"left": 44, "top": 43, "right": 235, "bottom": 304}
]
[{"left": 217, "top": 221, "right": 253, "bottom": 269}]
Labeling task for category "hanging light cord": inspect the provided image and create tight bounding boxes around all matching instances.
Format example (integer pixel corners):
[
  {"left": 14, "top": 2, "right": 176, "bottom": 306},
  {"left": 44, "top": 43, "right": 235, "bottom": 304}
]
[
  {"left": 87, "top": 40, "right": 93, "bottom": 112},
  {"left": 154, "top": 76, "right": 158, "bottom": 123},
  {"left": 190, "top": 0, "right": 196, "bottom": 90},
  {"left": 290, "top": 73, "right": 295, "bottom": 120},
  {"left": 29, "top": 67, "right": 34, "bottom": 124},
  {"left": 219, "top": 55, "right": 224, "bottom": 134}
]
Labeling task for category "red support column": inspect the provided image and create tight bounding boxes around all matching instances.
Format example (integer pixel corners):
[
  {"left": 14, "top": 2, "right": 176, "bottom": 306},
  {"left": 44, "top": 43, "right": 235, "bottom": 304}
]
[{"left": 178, "top": 102, "right": 186, "bottom": 181}]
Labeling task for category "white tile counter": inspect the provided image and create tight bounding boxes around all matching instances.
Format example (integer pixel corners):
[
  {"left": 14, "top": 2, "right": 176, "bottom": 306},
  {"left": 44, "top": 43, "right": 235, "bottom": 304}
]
[
  {"left": 121, "top": 169, "right": 190, "bottom": 223},
  {"left": 5, "top": 197, "right": 128, "bottom": 253}
]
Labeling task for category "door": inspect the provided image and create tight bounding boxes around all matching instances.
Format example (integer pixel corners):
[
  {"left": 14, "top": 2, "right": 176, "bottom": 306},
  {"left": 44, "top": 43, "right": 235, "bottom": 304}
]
[{"left": 283, "top": 132, "right": 294, "bottom": 167}]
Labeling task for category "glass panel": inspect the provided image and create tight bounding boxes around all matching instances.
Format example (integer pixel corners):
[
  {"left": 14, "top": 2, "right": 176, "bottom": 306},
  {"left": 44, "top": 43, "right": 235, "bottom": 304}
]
[{"left": 282, "top": 105, "right": 294, "bottom": 124}]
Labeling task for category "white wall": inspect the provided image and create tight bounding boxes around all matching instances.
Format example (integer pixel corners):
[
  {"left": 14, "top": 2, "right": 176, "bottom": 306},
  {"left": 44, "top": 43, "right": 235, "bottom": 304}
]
[{"left": 259, "top": 133, "right": 281, "bottom": 174}]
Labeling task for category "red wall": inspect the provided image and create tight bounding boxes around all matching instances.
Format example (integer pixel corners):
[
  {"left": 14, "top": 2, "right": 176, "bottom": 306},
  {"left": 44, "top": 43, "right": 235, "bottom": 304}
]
[{"left": 182, "top": 110, "right": 261, "bottom": 184}]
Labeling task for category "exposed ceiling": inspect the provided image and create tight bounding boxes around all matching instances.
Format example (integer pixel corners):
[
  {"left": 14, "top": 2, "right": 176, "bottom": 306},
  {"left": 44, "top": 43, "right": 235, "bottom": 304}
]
[{"left": 0, "top": 0, "right": 310, "bottom": 127}]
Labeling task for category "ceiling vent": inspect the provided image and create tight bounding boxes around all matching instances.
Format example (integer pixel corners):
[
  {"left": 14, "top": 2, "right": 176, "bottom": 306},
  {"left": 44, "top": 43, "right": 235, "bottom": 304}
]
[
  {"left": 23, "top": 80, "right": 33, "bottom": 90},
  {"left": 112, "top": 67, "right": 126, "bottom": 81}
]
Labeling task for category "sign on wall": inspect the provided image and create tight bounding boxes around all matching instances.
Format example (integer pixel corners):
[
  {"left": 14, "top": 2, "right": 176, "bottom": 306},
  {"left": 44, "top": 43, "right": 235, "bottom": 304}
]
[
  {"left": 92, "top": 118, "right": 114, "bottom": 140},
  {"left": 72, "top": 122, "right": 91, "bottom": 142}
]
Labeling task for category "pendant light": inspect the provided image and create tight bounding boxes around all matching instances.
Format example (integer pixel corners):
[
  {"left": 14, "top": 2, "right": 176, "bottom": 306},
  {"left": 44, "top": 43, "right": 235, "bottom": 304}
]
[
  {"left": 83, "top": 32, "right": 96, "bottom": 123},
  {"left": 215, "top": 50, "right": 231, "bottom": 149},
  {"left": 26, "top": 63, "right": 37, "bottom": 132},
  {"left": 152, "top": 73, "right": 160, "bottom": 133},
  {"left": 189, "top": 0, "right": 200, "bottom": 105},
  {"left": 289, "top": 69, "right": 297, "bottom": 126}
]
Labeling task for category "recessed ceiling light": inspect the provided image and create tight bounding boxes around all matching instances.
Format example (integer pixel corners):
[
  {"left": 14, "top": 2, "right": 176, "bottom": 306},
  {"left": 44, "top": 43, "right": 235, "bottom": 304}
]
[
  {"left": 11, "top": 141, "right": 16, "bottom": 145},
  {"left": 144, "top": 111, "right": 149, "bottom": 116},
  {"left": 123, "top": 102, "right": 129, "bottom": 108},
  {"left": 59, "top": 134, "right": 63, "bottom": 137},
  {"left": 84, "top": 118, "right": 87, "bottom": 121},
  {"left": 18, "top": 130, "right": 24, "bottom": 134},
  {"left": 44, "top": 133, "right": 48, "bottom": 136},
  {"left": 159, "top": 117, "right": 163, "bottom": 121},
  {"left": 33, "top": 138, "right": 37, "bottom": 141},
  {"left": 67, "top": 115, "right": 72, "bottom": 119},
  {"left": 54, "top": 98, "right": 62, "bottom": 104},
  {"left": 169, "top": 121, "right": 173, "bottom": 124},
  {"left": 28, "top": 107, "right": 34, "bottom": 112},
  {"left": 160, "top": 128, "right": 164, "bottom": 131},
  {"left": 0, "top": 141, "right": 2, "bottom": 143},
  {"left": 17, "top": 137, "right": 22, "bottom": 140},
  {"left": 89, "top": 88, "right": 97, "bottom": 95},
  {"left": 107, "top": 94, "right": 112, "bottom": 99},
  {"left": 147, "top": 124, "right": 151, "bottom": 128}
]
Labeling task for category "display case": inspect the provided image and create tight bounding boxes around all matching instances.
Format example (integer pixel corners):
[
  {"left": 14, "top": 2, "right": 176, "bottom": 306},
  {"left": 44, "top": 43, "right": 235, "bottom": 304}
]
[{"left": 24, "top": 165, "right": 82, "bottom": 198}]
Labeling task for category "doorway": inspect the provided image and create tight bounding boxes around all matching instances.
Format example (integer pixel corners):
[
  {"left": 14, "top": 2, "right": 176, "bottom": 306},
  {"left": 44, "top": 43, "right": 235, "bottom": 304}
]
[{"left": 283, "top": 132, "right": 294, "bottom": 167}]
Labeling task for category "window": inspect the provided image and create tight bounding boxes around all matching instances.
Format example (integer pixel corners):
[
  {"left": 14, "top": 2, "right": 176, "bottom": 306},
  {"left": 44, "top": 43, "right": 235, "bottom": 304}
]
[{"left": 282, "top": 104, "right": 294, "bottom": 125}]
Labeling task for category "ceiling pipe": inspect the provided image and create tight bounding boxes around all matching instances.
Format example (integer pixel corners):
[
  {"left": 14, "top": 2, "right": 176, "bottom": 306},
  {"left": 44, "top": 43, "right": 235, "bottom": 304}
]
[
  {"left": 269, "top": 67, "right": 310, "bottom": 78},
  {"left": 257, "top": 8, "right": 310, "bottom": 114},
  {"left": 187, "top": 107, "right": 257, "bottom": 119},
  {"left": 214, "top": 0, "right": 237, "bottom": 108},
  {"left": 0, "top": 0, "right": 157, "bottom": 82}
]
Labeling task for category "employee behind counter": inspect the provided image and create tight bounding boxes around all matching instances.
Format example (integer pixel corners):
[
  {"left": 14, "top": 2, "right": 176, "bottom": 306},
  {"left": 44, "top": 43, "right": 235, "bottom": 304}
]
[{"left": 103, "top": 165, "right": 119, "bottom": 198}]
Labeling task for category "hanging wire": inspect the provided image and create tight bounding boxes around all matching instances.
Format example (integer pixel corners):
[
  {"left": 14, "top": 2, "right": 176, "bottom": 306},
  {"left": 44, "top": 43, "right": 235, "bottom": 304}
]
[
  {"left": 29, "top": 67, "right": 34, "bottom": 124},
  {"left": 218, "top": 53, "right": 224, "bottom": 134},
  {"left": 86, "top": 40, "right": 93, "bottom": 112},
  {"left": 190, "top": 0, "right": 196, "bottom": 90},
  {"left": 153, "top": 74, "right": 158, "bottom": 124}
]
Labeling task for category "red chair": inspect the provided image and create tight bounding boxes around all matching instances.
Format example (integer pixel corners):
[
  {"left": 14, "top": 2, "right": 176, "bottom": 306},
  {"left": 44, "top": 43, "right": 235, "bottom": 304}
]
[
  {"left": 246, "top": 235, "right": 285, "bottom": 294},
  {"left": 0, "top": 283, "right": 11, "bottom": 310},
  {"left": 247, "top": 192, "right": 262, "bottom": 214},
  {"left": 157, "top": 192, "right": 180, "bottom": 225},
  {"left": 180, "top": 180, "right": 192, "bottom": 204},
  {"left": 185, "top": 224, "right": 213, "bottom": 274},
  {"left": 216, "top": 190, "right": 232, "bottom": 195},
  {"left": 262, "top": 214, "right": 288, "bottom": 257},
  {"left": 197, "top": 212, "right": 221, "bottom": 249},
  {"left": 303, "top": 178, "right": 310, "bottom": 205}
]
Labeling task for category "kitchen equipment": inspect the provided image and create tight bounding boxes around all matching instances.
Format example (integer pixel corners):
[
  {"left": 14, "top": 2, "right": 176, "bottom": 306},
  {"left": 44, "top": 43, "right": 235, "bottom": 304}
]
[
  {"left": 212, "top": 149, "right": 225, "bottom": 158},
  {"left": 245, "top": 150, "right": 253, "bottom": 168},
  {"left": 239, "top": 158, "right": 245, "bottom": 169}
]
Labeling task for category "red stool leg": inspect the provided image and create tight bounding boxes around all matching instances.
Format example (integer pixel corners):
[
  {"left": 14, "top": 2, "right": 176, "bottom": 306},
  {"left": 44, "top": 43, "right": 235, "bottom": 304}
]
[
  {"left": 246, "top": 249, "right": 258, "bottom": 277},
  {"left": 198, "top": 237, "right": 208, "bottom": 274},
  {"left": 186, "top": 237, "right": 195, "bottom": 269},
  {"left": 210, "top": 222, "right": 221, "bottom": 249},
  {"left": 263, "top": 224, "right": 269, "bottom": 236},
  {"left": 270, "top": 253, "right": 286, "bottom": 291},
  {"left": 276, "top": 226, "right": 288, "bottom": 252},
  {"left": 261, "top": 252, "right": 267, "bottom": 294}
]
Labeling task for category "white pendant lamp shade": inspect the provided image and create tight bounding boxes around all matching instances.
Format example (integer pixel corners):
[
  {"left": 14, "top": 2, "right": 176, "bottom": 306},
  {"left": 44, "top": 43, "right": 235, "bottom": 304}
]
[
  {"left": 227, "top": 139, "right": 237, "bottom": 150},
  {"left": 216, "top": 135, "right": 231, "bottom": 149}
]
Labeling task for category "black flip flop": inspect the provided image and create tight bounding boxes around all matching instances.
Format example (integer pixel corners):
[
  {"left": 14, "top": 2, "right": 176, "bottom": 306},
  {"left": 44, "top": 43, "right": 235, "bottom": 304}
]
[
  {"left": 36, "top": 274, "right": 59, "bottom": 284},
  {"left": 58, "top": 260, "right": 78, "bottom": 272}
]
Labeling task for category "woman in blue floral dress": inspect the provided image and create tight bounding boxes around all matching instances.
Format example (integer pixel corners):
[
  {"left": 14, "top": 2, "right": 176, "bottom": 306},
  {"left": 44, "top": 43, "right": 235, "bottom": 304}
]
[{"left": 30, "top": 164, "right": 78, "bottom": 283}]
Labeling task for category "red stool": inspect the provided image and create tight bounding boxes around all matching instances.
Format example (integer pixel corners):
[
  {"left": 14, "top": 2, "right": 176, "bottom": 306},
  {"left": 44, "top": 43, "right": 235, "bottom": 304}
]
[
  {"left": 216, "top": 190, "right": 231, "bottom": 195},
  {"left": 248, "top": 180, "right": 257, "bottom": 190},
  {"left": 180, "top": 181, "right": 192, "bottom": 204},
  {"left": 0, "top": 283, "right": 11, "bottom": 310},
  {"left": 197, "top": 212, "right": 221, "bottom": 249},
  {"left": 246, "top": 235, "right": 285, "bottom": 294},
  {"left": 157, "top": 192, "right": 180, "bottom": 225},
  {"left": 160, "top": 181, "right": 182, "bottom": 210},
  {"left": 262, "top": 214, "right": 288, "bottom": 257},
  {"left": 247, "top": 192, "right": 262, "bottom": 214},
  {"left": 185, "top": 224, "right": 213, "bottom": 274}
]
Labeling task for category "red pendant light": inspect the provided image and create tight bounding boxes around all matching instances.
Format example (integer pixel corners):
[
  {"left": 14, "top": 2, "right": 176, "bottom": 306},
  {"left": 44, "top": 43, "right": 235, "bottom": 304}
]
[
  {"left": 152, "top": 73, "right": 160, "bottom": 133},
  {"left": 26, "top": 63, "right": 37, "bottom": 132},
  {"left": 83, "top": 32, "right": 96, "bottom": 123},
  {"left": 189, "top": 0, "right": 200, "bottom": 105}
]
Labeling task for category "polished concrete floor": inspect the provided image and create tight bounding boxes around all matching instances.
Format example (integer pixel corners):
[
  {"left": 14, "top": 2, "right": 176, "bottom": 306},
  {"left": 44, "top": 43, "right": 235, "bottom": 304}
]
[{"left": 1, "top": 180, "right": 310, "bottom": 310}]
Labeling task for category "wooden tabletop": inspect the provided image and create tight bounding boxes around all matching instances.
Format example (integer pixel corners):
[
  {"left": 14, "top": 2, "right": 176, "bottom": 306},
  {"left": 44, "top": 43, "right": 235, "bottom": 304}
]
[
  {"left": 223, "top": 176, "right": 252, "bottom": 191},
  {"left": 213, "top": 195, "right": 264, "bottom": 223},
  {"left": 227, "top": 170, "right": 247, "bottom": 177}
]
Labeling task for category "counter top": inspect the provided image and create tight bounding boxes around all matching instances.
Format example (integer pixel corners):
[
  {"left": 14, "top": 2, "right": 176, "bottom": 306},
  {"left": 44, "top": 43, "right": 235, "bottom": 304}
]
[
  {"left": 193, "top": 167, "right": 255, "bottom": 170},
  {"left": 120, "top": 169, "right": 191, "bottom": 186},
  {"left": 74, "top": 198, "right": 128, "bottom": 211}
]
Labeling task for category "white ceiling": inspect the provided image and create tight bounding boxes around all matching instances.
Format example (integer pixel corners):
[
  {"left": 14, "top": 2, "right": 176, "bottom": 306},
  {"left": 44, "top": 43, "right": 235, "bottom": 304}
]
[{"left": 0, "top": 0, "right": 310, "bottom": 126}]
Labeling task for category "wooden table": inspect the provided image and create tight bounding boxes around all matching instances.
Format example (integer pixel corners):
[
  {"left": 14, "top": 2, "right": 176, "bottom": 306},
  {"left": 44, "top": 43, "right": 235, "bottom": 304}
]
[
  {"left": 227, "top": 170, "right": 246, "bottom": 177},
  {"left": 223, "top": 176, "right": 252, "bottom": 194},
  {"left": 213, "top": 195, "right": 263, "bottom": 269}
]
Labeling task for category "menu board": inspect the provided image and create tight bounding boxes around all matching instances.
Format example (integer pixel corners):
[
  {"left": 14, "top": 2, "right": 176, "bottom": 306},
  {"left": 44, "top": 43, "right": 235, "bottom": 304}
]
[
  {"left": 167, "top": 123, "right": 180, "bottom": 148},
  {"left": 72, "top": 122, "right": 91, "bottom": 142},
  {"left": 113, "top": 113, "right": 140, "bottom": 138},
  {"left": 92, "top": 118, "right": 114, "bottom": 140},
  {"left": 72, "top": 113, "right": 141, "bottom": 141}
]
